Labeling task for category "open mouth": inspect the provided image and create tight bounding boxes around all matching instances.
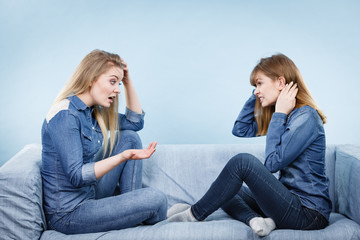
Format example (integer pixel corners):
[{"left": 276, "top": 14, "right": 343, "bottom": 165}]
[{"left": 108, "top": 96, "right": 116, "bottom": 103}]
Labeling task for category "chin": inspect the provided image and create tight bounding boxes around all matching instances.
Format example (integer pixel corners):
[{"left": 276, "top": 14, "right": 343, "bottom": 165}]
[{"left": 98, "top": 103, "right": 111, "bottom": 108}]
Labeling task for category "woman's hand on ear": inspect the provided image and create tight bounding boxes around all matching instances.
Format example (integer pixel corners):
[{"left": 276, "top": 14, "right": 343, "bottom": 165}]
[{"left": 275, "top": 81, "right": 298, "bottom": 115}]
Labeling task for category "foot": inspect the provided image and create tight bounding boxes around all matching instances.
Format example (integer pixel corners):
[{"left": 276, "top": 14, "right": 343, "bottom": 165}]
[
  {"left": 249, "top": 217, "right": 276, "bottom": 236},
  {"left": 167, "top": 203, "right": 191, "bottom": 218},
  {"left": 167, "top": 208, "right": 198, "bottom": 222}
]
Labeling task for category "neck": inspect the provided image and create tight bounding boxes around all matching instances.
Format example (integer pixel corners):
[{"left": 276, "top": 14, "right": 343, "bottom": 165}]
[{"left": 76, "top": 92, "right": 93, "bottom": 107}]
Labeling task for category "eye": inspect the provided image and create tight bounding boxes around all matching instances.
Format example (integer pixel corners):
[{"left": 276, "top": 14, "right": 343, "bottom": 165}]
[
  {"left": 119, "top": 81, "right": 122, "bottom": 86},
  {"left": 110, "top": 79, "right": 117, "bottom": 85}
]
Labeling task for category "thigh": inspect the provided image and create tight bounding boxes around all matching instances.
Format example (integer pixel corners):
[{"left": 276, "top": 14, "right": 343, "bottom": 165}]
[{"left": 49, "top": 188, "right": 167, "bottom": 234}]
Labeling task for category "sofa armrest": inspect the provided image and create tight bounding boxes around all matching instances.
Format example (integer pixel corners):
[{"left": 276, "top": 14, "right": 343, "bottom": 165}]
[
  {"left": 0, "top": 144, "right": 45, "bottom": 240},
  {"left": 335, "top": 144, "right": 360, "bottom": 225}
]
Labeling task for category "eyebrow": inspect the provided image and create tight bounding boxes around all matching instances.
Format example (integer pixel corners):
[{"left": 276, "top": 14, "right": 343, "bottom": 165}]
[{"left": 109, "top": 75, "right": 119, "bottom": 80}]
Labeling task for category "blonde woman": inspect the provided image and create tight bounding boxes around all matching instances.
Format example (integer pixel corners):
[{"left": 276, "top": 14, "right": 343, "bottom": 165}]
[
  {"left": 41, "top": 50, "right": 167, "bottom": 234},
  {"left": 168, "top": 54, "right": 331, "bottom": 237}
]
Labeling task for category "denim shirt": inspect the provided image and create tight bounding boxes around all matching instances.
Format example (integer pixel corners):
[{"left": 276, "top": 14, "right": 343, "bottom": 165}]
[
  {"left": 232, "top": 93, "right": 332, "bottom": 220},
  {"left": 41, "top": 95, "right": 145, "bottom": 215}
]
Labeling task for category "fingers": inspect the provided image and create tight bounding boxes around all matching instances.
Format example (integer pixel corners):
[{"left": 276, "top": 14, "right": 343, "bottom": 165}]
[
  {"left": 120, "top": 58, "right": 128, "bottom": 69},
  {"left": 282, "top": 82, "right": 298, "bottom": 96},
  {"left": 290, "top": 87, "right": 298, "bottom": 99},
  {"left": 147, "top": 141, "right": 157, "bottom": 150}
]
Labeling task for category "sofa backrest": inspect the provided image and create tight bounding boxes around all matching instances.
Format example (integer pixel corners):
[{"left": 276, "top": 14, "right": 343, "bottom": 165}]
[
  {"left": 334, "top": 145, "right": 360, "bottom": 225},
  {"left": 0, "top": 144, "right": 45, "bottom": 240}
]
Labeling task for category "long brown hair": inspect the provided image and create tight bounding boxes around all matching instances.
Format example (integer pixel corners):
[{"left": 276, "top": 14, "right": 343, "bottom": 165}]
[
  {"left": 50, "top": 49, "right": 122, "bottom": 156},
  {"left": 250, "top": 54, "right": 326, "bottom": 136}
]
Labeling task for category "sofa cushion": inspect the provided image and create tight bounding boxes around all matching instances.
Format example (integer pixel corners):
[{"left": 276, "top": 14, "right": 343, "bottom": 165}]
[
  {"left": 40, "top": 212, "right": 360, "bottom": 240},
  {"left": 41, "top": 211, "right": 253, "bottom": 240},
  {"left": 335, "top": 144, "right": 360, "bottom": 225},
  {"left": 0, "top": 144, "right": 46, "bottom": 240},
  {"left": 266, "top": 213, "right": 360, "bottom": 240}
]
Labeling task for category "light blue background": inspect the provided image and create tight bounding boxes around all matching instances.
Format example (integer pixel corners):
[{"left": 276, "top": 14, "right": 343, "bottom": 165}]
[{"left": 1, "top": 0, "right": 359, "bottom": 166}]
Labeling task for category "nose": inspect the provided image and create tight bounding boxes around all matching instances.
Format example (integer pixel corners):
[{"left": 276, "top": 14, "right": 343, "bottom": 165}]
[
  {"left": 254, "top": 87, "right": 260, "bottom": 96},
  {"left": 114, "top": 85, "right": 121, "bottom": 94}
]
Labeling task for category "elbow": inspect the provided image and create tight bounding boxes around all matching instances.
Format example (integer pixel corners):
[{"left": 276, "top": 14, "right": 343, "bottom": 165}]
[
  {"left": 134, "top": 119, "right": 144, "bottom": 131},
  {"left": 268, "top": 166, "right": 279, "bottom": 173},
  {"left": 69, "top": 167, "right": 91, "bottom": 188},
  {"left": 232, "top": 125, "right": 252, "bottom": 138},
  {"left": 232, "top": 128, "right": 244, "bottom": 137},
  {"left": 70, "top": 175, "right": 83, "bottom": 188},
  {"left": 264, "top": 162, "right": 281, "bottom": 173}
]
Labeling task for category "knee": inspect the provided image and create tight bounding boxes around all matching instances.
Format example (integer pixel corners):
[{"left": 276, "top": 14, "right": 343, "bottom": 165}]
[
  {"left": 227, "top": 153, "right": 258, "bottom": 169},
  {"left": 144, "top": 188, "right": 168, "bottom": 216},
  {"left": 145, "top": 187, "right": 168, "bottom": 207},
  {"left": 118, "top": 130, "right": 142, "bottom": 149}
]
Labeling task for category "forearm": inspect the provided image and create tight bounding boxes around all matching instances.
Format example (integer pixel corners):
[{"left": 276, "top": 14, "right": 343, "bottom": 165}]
[
  {"left": 232, "top": 93, "right": 258, "bottom": 137},
  {"left": 94, "top": 153, "right": 127, "bottom": 179},
  {"left": 124, "top": 80, "right": 142, "bottom": 114}
]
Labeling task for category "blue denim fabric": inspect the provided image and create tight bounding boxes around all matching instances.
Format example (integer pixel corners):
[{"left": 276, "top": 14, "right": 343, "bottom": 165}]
[
  {"left": 41, "top": 95, "right": 167, "bottom": 234},
  {"left": 192, "top": 153, "right": 328, "bottom": 229},
  {"left": 41, "top": 95, "right": 145, "bottom": 215},
  {"left": 232, "top": 93, "right": 332, "bottom": 221}
]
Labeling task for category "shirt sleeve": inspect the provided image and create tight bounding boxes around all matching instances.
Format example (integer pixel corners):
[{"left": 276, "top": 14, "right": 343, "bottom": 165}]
[
  {"left": 47, "top": 111, "right": 96, "bottom": 187},
  {"left": 264, "top": 110, "right": 318, "bottom": 173},
  {"left": 119, "top": 107, "right": 145, "bottom": 131},
  {"left": 232, "top": 93, "right": 258, "bottom": 137}
]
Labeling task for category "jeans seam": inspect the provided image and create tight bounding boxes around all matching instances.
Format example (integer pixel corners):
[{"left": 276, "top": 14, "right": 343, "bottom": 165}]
[{"left": 132, "top": 159, "right": 138, "bottom": 190}]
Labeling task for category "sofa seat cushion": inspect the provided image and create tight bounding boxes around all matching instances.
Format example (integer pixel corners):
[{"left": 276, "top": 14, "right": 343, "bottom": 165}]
[
  {"left": 41, "top": 210, "right": 253, "bottom": 240},
  {"left": 266, "top": 213, "right": 360, "bottom": 240},
  {"left": 40, "top": 212, "right": 360, "bottom": 240}
]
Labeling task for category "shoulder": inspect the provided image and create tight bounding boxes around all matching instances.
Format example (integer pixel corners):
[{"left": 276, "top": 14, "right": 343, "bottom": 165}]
[
  {"left": 45, "top": 99, "right": 78, "bottom": 124},
  {"left": 288, "top": 105, "right": 322, "bottom": 127}
]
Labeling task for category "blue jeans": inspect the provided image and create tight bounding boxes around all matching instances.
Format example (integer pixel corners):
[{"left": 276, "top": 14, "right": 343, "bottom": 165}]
[
  {"left": 191, "top": 153, "right": 328, "bottom": 230},
  {"left": 47, "top": 130, "right": 167, "bottom": 234}
]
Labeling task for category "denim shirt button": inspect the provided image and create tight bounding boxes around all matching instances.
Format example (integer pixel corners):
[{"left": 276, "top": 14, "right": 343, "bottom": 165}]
[
  {"left": 97, "top": 140, "right": 100, "bottom": 144},
  {"left": 92, "top": 126, "right": 95, "bottom": 130}
]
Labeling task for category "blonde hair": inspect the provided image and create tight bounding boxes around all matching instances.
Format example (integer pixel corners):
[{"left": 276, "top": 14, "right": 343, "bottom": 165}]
[
  {"left": 250, "top": 54, "right": 326, "bottom": 136},
  {"left": 51, "top": 49, "right": 122, "bottom": 156}
]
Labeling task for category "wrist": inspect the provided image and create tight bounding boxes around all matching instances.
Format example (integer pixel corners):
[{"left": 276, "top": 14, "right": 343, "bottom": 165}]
[{"left": 118, "top": 152, "right": 128, "bottom": 164}]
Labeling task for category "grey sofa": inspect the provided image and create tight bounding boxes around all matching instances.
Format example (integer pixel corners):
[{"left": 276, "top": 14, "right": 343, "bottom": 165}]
[{"left": 1, "top": 143, "right": 359, "bottom": 240}]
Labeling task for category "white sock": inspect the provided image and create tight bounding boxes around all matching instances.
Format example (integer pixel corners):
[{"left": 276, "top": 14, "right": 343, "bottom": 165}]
[
  {"left": 167, "top": 203, "right": 191, "bottom": 218},
  {"left": 249, "top": 217, "right": 276, "bottom": 236},
  {"left": 167, "top": 208, "right": 198, "bottom": 222}
]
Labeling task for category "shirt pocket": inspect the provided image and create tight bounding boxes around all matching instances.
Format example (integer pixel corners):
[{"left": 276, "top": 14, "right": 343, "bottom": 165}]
[{"left": 81, "top": 129, "right": 96, "bottom": 160}]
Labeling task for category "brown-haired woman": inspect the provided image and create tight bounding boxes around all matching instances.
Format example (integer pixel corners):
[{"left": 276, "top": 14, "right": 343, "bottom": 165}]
[{"left": 167, "top": 54, "right": 331, "bottom": 237}]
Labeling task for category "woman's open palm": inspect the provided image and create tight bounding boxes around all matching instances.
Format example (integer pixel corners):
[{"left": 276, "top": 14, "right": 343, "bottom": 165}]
[{"left": 122, "top": 142, "right": 157, "bottom": 160}]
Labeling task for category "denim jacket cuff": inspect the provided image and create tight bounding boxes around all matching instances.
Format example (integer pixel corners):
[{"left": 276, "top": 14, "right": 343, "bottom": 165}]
[
  {"left": 82, "top": 162, "right": 96, "bottom": 184},
  {"left": 125, "top": 107, "right": 145, "bottom": 122}
]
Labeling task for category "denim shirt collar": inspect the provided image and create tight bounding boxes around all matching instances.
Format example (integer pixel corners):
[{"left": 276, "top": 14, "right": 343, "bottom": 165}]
[{"left": 68, "top": 95, "right": 94, "bottom": 112}]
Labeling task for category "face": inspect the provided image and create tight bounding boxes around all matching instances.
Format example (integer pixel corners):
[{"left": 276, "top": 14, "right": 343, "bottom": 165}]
[
  {"left": 253, "top": 72, "right": 282, "bottom": 107},
  {"left": 88, "top": 66, "right": 124, "bottom": 108}
]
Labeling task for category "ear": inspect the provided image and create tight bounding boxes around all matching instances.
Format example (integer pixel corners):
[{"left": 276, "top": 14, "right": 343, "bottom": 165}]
[{"left": 277, "top": 76, "right": 286, "bottom": 90}]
